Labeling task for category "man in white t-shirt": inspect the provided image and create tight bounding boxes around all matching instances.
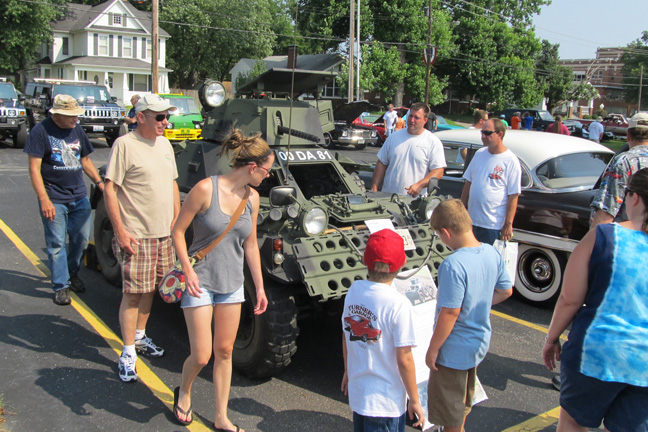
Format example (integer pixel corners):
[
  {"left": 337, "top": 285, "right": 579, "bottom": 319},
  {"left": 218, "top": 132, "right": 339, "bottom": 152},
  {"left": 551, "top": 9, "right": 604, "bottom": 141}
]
[
  {"left": 461, "top": 118, "right": 521, "bottom": 245},
  {"left": 372, "top": 102, "right": 446, "bottom": 197},
  {"left": 588, "top": 117, "right": 605, "bottom": 143},
  {"left": 383, "top": 104, "right": 398, "bottom": 137}
]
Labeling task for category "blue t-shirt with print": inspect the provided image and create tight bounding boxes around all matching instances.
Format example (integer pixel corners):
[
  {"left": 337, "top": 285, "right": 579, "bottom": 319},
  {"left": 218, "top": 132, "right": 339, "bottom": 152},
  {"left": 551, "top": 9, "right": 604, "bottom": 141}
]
[
  {"left": 24, "top": 117, "right": 94, "bottom": 203},
  {"left": 435, "top": 243, "right": 511, "bottom": 370}
]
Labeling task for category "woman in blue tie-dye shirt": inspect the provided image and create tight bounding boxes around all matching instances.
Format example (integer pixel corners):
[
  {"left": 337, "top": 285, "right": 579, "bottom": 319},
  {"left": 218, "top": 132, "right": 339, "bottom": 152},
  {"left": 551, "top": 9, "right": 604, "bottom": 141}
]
[{"left": 542, "top": 167, "right": 648, "bottom": 432}]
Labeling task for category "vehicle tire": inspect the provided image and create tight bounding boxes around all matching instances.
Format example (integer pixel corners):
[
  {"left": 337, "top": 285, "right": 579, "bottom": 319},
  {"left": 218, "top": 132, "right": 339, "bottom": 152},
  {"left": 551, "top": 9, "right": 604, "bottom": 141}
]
[
  {"left": 355, "top": 143, "right": 367, "bottom": 150},
  {"left": 105, "top": 132, "right": 119, "bottom": 148},
  {"left": 361, "top": 334, "right": 368, "bottom": 342},
  {"left": 13, "top": 123, "right": 29, "bottom": 149},
  {"left": 322, "top": 133, "right": 335, "bottom": 149},
  {"left": 233, "top": 278, "right": 299, "bottom": 378},
  {"left": 93, "top": 198, "right": 122, "bottom": 287},
  {"left": 514, "top": 245, "right": 566, "bottom": 307}
]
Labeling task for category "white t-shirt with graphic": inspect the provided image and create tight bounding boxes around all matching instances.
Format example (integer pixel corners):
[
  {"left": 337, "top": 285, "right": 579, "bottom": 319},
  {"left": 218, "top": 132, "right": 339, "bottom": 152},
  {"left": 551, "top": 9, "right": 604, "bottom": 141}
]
[
  {"left": 342, "top": 279, "right": 416, "bottom": 417},
  {"left": 463, "top": 147, "right": 521, "bottom": 230}
]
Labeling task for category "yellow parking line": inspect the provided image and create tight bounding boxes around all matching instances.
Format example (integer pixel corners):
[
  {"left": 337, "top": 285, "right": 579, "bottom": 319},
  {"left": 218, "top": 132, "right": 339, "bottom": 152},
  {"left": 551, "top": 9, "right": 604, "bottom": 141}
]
[
  {"left": 500, "top": 406, "right": 561, "bottom": 432},
  {"left": 0, "top": 219, "right": 210, "bottom": 431},
  {"left": 491, "top": 309, "right": 568, "bottom": 341}
]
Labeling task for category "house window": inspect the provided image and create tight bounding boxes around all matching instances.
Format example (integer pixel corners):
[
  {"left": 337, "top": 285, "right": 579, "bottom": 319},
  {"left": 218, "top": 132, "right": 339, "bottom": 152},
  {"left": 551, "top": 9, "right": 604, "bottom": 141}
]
[
  {"left": 98, "top": 35, "right": 108, "bottom": 55},
  {"left": 62, "top": 37, "right": 69, "bottom": 56},
  {"left": 113, "top": 14, "right": 121, "bottom": 25},
  {"left": 147, "top": 39, "right": 152, "bottom": 59},
  {"left": 123, "top": 37, "right": 131, "bottom": 57},
  {"left": 322, "top": 79, "right": 341, "bottom": 98},
  {"left": 141, "top": 38, "right": 146, "bottom": 58},
  {"left": 128, "top": 73, "right": 150, "bottom": 92},
  {"left": 78, "top": 70, "right": 88, "bottom": 81}
]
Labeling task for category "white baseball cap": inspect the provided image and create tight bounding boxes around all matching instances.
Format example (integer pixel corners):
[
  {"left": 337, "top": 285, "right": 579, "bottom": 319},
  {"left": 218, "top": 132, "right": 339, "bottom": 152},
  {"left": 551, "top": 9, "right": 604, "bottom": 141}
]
[{"left": 135, "top": 94, "right": 176, "bottom": 113}]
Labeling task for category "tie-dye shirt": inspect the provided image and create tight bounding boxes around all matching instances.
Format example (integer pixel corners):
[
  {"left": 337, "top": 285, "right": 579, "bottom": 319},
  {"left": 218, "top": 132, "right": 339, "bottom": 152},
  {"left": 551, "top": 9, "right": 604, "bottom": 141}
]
[{"left": 561, "top": 223, "right": 648, "bottom": 386}]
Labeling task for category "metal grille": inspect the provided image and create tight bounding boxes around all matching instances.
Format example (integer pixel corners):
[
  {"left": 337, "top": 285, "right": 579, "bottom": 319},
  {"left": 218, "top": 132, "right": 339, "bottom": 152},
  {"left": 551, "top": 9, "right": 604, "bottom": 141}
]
[
  {"left": 0, "top": 108, "right": 17, "bottom": 117},
  {"left": 83, "top": 108, "right": 114, "bottom": 118}
]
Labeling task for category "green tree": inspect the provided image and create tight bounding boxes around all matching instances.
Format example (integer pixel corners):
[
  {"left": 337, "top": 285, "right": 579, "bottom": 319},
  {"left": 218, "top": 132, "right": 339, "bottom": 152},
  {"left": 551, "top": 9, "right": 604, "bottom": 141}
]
[
  {"left": 536, "top": 40, "right": 573, "bottom": 113},
  {"left": 622, "top": 31, "right": 648, "bottom": 111},
  {"left": 234, "top": 60, "right": 268, "bottom": 93},
  {"left": 0, "top": 0, "right": 65, "bottom": 76},
  {"left": 161, "top": 0, "right": 276, "bottom": 88}
]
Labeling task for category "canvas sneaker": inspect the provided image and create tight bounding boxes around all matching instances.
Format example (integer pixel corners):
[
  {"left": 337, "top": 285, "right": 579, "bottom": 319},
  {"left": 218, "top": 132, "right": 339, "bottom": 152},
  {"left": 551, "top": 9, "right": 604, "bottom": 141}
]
[
  {"left": 135, "top": 336, "right": 165, "bottom": 358},
  {"left": 69, "top": 273, "right": 85, "bottom": 293},
  {"left": 118, "top": 353, "right": 138, "bottom": 382},
  {"left": 54, "top": 288, "right": 71, "bottom": 305}
]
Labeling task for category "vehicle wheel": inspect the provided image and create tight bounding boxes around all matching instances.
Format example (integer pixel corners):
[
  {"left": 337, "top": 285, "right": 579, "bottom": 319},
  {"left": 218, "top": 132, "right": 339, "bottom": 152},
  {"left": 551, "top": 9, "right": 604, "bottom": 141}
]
[
  {"left": 514, "top": 245, "right": 566, "bottom": 307},
  {"left": 322, "top": 133, "right": 334, "bottom": 149},
  {"left": 361, "top": 334, "right": 368, "bottom": 342},
  {"left": 105, "top": 132, "right": 118, "bottom": 148},
  {"left": 93, "top": 198, "right": 122, "bottom": 287},
  {"left": 13, "top": 123, "right": 29, "bottom": 149},
  {"left": 233, "top": 278, "right": 299, "bottom": 378},
  {"left": 355, "top": 143, "right": 367, "bottom": 150}
]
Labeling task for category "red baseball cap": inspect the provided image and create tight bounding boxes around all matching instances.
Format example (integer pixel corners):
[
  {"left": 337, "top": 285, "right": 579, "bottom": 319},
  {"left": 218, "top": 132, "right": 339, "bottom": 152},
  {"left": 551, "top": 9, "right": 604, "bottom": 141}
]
[{"left": 363, "top": 229, "right": 406, "bottom": 272}]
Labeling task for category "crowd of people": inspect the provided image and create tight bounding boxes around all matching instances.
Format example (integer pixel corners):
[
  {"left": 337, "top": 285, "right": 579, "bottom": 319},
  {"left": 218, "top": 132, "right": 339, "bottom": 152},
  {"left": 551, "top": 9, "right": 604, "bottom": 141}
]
[{"left": 25, "top": 95, "right": 647, "bottom": 431}]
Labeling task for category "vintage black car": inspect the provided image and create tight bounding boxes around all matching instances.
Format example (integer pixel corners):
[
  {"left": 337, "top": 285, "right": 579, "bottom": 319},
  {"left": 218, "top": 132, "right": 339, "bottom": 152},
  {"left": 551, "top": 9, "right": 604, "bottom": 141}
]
[
  {"left": 323, "top": 101, "right": 379, "bottom": 150},
  {"left": 435, "top": 129, "right": 614, "bottom": 306}
]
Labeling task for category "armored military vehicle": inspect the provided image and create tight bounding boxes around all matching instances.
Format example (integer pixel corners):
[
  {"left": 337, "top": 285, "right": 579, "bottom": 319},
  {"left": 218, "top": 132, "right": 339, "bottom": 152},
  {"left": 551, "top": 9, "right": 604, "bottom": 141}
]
[
  {"left": 0, "top": 78, "right": 29, "bottom": 148},
  {"left": 92, "top": 68, "right": 451, "bottom": 378}
]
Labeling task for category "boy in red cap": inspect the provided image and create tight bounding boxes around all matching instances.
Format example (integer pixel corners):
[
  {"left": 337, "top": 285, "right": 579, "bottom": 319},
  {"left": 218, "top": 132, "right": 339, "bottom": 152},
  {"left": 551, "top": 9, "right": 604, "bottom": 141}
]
[
  {"left": 426, "top": 199, "right": 512, "bottom": 432},
  {"left": 341, "top": 229, "right": 424, "bottom": 431}
]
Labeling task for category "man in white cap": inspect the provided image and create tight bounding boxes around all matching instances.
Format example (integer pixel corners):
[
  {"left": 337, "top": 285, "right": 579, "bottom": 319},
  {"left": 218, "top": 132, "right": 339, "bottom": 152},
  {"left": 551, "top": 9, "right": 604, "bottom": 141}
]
[
  {"left": 591, "top": 112, "right": 648, "bottom": 227},
  {"left": 25, "top": 94, "right": 104, "bottom": 306},
  {"left": 103, "top": 94, "right": 180, "bottom": 382},
  {"left": 588, "top": 116, "right": 605, "bottom": 143}
]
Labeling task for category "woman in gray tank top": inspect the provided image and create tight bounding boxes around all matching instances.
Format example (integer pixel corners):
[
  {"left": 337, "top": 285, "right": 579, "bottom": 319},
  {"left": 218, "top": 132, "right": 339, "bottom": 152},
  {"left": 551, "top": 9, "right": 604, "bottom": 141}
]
[{"left": 170, "top": 129, "right": 273, "bottom": 431}]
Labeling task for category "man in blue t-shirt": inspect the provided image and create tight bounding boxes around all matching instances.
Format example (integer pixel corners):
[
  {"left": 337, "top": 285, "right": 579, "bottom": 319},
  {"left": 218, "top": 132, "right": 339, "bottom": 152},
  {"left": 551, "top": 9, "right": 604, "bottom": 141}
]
[
  {"left": 25, "top": 94, "right": 104, "bottom": 305},
  {"left": 122, "top": 94, "right": 141, "bottom": 132}
]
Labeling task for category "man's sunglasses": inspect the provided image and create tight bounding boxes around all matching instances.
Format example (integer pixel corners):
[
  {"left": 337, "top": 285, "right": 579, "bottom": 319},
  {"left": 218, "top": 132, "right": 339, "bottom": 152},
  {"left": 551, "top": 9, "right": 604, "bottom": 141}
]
[
  {"left": 481, "top": 130, "right": 497, "bottom": 136},
  {"left": 146, "top": 113, "right": 171, "bottom": 122}
]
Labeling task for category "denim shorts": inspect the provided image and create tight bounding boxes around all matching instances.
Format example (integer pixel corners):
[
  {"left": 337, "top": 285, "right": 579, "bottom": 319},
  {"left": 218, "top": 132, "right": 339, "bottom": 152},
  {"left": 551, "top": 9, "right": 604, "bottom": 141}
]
[
  {"left": 560, "top": 363, "right": 648, "bottom": 430},
  {"left": 353, "top": 412, "right": 405, "bottom": 432},
  {"left": 181, "top": 285, "right": 245, "bottom": 308}
]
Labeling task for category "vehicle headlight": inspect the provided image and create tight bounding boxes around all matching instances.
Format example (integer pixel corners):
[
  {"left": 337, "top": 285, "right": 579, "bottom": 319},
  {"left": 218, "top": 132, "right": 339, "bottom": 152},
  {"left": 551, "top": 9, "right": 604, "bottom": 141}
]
[
  {"left": 419, "top": 197, "right": 443, "bottom": 220},
  {"left": 166, "top": 122, "right": 174, "bottom": 129},
  {"left": 301, "top": 207, "right": 328, "bottom": 235},
  {"left": 194, "top": 123, "right": 202, "bottom": 129},
  {"left": 341, "top": 130, "right": 349, "bottom": 137},
  {"left": 199, "top": 80, "right": 226, "bottom": 108},
  {"left": 371, "top": 130, "right": 377, "bottom": 137}
]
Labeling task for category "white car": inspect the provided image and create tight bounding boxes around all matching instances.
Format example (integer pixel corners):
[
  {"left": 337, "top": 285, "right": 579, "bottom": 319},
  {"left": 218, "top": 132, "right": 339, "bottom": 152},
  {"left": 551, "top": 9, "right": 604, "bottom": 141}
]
[{"left": 435, "top": 129, "right": 615, "bottom": 306}]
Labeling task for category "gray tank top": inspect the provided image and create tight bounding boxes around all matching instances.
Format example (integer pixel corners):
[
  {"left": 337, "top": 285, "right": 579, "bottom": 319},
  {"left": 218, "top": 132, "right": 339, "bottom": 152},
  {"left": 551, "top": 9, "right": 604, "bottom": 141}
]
[{"left": 187, "top": 176, "right": 253, "bottom": 294}]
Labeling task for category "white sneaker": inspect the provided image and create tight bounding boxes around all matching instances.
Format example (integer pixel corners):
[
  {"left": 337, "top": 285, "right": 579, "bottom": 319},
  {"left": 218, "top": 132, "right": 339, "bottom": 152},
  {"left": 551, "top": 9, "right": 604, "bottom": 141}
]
[
  {"left": 135, "top": 336, "right": 165, "bottom": 358},
  {"left": 118, "top": 353, "right": 138, "bottom": 382}
]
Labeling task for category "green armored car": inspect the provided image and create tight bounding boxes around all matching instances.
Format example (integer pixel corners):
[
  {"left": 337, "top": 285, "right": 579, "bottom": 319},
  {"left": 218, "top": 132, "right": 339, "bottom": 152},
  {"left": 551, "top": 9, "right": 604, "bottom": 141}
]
[{"left": 92, "top": 69, "right": 451, "bottom": 378}]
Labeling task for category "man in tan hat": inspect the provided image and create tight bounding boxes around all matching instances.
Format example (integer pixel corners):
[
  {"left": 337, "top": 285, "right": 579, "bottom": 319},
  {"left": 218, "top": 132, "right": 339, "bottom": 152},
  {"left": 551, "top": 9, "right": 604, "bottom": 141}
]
[
  {"left": 103, "top": 93, "right": 180, "bottom": 382},
  {"left": 24, "top": 94, "right": 104, "bottom": 305},
  {"left": 591, "top": 112, "right": 648, "bottom": 227}
]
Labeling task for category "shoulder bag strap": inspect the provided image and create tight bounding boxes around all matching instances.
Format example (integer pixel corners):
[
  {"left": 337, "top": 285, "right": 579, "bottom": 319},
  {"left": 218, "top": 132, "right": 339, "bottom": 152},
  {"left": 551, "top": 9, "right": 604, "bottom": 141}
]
[{"left": 193, "top": 185, "right": 250, "bottom": 262}]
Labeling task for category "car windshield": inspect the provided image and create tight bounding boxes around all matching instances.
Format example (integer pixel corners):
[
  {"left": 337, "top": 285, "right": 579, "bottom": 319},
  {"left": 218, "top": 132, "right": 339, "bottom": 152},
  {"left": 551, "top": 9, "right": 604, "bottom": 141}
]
[
  {"left": 53, "top": 85, "right": 112, "bottom": 103},
  {"left": 538, "top": 111, "right": 554, "bottom": 121},
  {"left": 169, "top": 98, "right": 201, "bottom": 115},
  {"left": 0, "top": 83, "right": 18, "bottom": 100},
  {"left": 437, "top": 115, "right": 449, "bottom": 125},
  {"left": 535, "top": 152, "right": 613, "bottom": 189}
]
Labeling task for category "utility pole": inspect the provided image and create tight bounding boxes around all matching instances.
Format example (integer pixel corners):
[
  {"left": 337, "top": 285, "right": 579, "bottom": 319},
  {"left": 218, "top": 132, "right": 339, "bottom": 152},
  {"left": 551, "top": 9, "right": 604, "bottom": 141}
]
[
  {"left": 356, "top": 0, "right": 360, "bottom": 101},
  {"left": 424, "top": 0, "right": 432, "bottom": 105},
  {"left": 152, "top": 0, "right": 159, "bottom": 93},
  {"left": 348, "top": 0, "right": 355, "bottom": 102},
  {"left": 639, "top": 65, "right": 644, "bottom": 112}
]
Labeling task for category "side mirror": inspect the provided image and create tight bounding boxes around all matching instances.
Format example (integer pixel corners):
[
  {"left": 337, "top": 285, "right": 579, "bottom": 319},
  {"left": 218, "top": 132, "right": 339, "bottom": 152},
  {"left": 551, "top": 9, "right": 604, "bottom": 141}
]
[
  {"left": 427, "top": 177, "right": 440, "bottom": 195},
  {"left": 269, "top": 186, "right": 296, "bottom": 207}
]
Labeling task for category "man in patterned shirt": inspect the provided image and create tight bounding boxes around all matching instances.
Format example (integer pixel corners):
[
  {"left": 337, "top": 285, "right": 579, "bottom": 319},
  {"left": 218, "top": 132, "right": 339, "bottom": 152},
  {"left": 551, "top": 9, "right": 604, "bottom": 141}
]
[{"left": 591, "top": 112, "right": 648, "bottom": 227}]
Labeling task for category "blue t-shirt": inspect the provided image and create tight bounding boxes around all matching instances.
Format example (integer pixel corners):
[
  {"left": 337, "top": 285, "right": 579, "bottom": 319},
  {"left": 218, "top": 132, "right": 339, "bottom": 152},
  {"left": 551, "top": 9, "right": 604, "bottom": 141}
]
[
  {"left": 524, "top": 116, "right": 533, "bottom": 130},
  {"left": 24, "top": 117, "right": 93, "bottom": 203},
  {"left": 127, "top": 107, "right": 138, "bottom": 131},
  {"left": 435, "top": 243, "right": 511, "bottom": 370}
]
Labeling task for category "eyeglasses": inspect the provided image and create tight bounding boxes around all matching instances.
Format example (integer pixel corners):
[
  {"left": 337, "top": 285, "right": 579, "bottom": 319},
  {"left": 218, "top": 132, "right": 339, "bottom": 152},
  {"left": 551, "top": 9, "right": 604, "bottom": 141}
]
[
  {"left": 625, "top": 188, "right": 635, "bottom": 196},
  {"left": 481, "top": 130, "right": 497, "bottom": 136},
  {"left": 255, "top": 164, "right": 271, "bottom": 175},
  {"left": 146, "top": 113, "right": 171, "bottom": 122}
]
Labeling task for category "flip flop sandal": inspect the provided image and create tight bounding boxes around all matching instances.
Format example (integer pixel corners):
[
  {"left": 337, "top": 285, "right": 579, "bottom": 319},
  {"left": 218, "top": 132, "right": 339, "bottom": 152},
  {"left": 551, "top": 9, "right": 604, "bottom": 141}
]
[
  {"left": 173, "top": 386, "right": 193, "bottom": 426},
  {"left": 213, "top": 425, "right": 240, "bottom": 432}
]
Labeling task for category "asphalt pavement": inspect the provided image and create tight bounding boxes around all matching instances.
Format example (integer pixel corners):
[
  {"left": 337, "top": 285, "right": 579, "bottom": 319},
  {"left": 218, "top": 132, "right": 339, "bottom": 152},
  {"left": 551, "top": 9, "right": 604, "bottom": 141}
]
[{"left": 0, "top": 139, "right": 588, "bottom": 431}]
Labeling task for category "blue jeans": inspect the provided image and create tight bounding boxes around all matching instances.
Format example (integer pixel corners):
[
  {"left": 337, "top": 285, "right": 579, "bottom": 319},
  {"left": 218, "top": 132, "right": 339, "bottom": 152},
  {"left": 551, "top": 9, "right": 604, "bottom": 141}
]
[
  {"left": 353, "top": 412, "right": 406, "bottom": 432},
  {"left": 472, "top": 225, "right": 500, "bottom": 246},
  {"left": 40, "top": 197, "right": 92, "bottom": 291}
]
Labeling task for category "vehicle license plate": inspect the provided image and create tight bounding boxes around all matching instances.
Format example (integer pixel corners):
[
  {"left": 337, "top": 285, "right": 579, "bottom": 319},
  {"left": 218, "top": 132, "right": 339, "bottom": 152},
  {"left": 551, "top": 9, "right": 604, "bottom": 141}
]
[
  {"left": 93, "top": 125, "right": 104, "bottom": 132},
  {"left": 357, "top": 139, "right": 364, "bottom": 144},
  {"left": 182, "top": 129, "right": 190, "bottom": 134}
]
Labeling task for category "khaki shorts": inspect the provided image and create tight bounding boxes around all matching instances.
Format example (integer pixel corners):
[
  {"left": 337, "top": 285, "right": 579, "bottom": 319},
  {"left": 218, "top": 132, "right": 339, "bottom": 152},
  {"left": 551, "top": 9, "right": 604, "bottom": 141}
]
[
  {"left": 427, "top": 364, "right": 476, "bottom": 428},
  {"left": 113, "top": 237, "right": 175, "bottom": 294}
]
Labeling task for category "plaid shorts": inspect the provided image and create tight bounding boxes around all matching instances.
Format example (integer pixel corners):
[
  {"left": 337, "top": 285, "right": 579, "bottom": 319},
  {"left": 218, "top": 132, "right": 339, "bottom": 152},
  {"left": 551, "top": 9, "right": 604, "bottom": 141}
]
[{"left": 113, "top": 236, "right": 175, "bottom": 294}]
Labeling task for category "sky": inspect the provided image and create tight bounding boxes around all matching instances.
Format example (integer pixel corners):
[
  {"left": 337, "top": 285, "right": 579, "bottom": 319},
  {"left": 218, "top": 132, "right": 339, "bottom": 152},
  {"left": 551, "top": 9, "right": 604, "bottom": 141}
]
[{"left": 532, "top": 0, "right": 648, "bottom": 59}]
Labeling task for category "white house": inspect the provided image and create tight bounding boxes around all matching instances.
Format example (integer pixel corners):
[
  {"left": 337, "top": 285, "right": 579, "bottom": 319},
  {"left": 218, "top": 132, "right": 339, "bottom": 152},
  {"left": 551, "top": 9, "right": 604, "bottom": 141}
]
[{"left": 26, "top": 0, "right": 171, "bottom": 104}]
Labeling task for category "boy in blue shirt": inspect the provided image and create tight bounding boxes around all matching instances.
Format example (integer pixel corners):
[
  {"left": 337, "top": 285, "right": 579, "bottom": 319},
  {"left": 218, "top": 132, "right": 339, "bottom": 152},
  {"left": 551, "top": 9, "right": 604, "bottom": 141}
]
[
  {"left": 426, "top": 199, "right": 513, "bottom": 431},
  {"left": 342, "top": 229, "right": 425, "bottom": 432}
]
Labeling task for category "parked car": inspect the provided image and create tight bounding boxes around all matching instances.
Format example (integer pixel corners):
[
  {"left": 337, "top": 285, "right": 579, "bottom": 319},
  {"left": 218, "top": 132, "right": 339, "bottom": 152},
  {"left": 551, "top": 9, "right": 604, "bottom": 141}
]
[
  {"left": 435, "top": 115, "right": 465, "bottom": 132},
  {"left": 575, "top": 114, "right": 629, "bottom": 139},
  {"left": 352, "top": 106, "right": 408, "bottom": 145},
  {"left": 158, "top": 93, "right": 203, "bottom": 142},
  {"left": 434, "top": 129, "right": 614, "bottom": 306},
  {"left": 561, "top": 119, "right": 614, "bottom": 141},
  {"left": 500, "top": 108, "right": 554, "bottom": 131},
  {"left": 324, "top": 101, "right": 378, "bottom": 150},
  {"left": 0, "top": 78, "right": 29, "bottom": 148},
  {"left": 344, "top": 315, "right": 382, "bottom": 342}
]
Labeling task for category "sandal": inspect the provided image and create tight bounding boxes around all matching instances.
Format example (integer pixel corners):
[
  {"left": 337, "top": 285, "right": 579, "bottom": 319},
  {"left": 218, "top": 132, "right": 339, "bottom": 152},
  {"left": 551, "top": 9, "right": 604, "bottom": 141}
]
[
  {"left": 173, "top": 386, "right": 193, "bottom": 425},
  {"left": 213, "top": 425, "right": 240, "bottom": 432}
]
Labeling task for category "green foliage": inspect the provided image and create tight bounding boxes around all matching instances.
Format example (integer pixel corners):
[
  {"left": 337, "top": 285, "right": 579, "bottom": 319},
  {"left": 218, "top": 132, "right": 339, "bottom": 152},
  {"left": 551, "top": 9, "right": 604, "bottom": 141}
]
[
  {"left": 569, "top": 82, "right": 599, "bottom": 101},
  {"left": 234, "top": 60, "right": 268, "bottom": 92},
  {"left": 161, "top": 0, "right": 276, "bottom": 87},
  {"left": 536, "top": 40, "right": 573, "bottom": 113},
  {"left": 622, "top": 31, "right": 648, "bottom": 110},
  {"left": 0, "top": 0, "right": 66, "bottom": 73}
]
